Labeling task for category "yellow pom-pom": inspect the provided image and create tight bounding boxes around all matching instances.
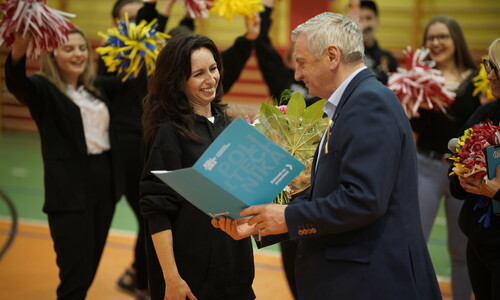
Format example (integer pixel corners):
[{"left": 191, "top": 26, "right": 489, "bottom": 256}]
[{"left": 210, "top": 0, "right": 265, "bottom": 22}]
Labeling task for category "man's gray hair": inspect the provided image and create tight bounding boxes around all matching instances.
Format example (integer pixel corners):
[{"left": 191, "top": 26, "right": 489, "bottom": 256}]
[{"left": 291, "top": 12, "right": 364, "bottom": 64}]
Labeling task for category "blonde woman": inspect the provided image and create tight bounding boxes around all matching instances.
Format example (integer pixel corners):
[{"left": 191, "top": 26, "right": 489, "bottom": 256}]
[
  {"left": 5, "top": 29, "right": 135, "bottom": 299},
  {"left": 450, "top": 37, "right": 500, "bottom": 300}
]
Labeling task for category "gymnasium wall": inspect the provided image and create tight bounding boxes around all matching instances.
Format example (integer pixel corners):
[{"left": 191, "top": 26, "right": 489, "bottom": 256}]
[{"left": 1, "top": 0, "right": 499, "bottom": 132}]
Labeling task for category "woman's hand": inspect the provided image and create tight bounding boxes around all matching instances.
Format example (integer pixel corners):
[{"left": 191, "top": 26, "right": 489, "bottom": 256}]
[
  {"left": 244, "top": 12, "right": 261, "bottom": 41},
  {"left": 11, "top": 32, "right": 32, "bottom": 62},
  {"left": 482, "top": 166, "right": 500, "bottom": 198},
  {"left": 211, "top": 216, "right": 256, "bottom": 240},
  {"left": 459, "top": 168, "right": 500, "bottom": 198},
  {"left": 164, "top": 274, "right": 197, "bottom": 300}
]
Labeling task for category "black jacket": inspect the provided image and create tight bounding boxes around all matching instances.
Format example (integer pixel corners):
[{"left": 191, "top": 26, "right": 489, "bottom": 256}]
[
  {"left": 140, "top": 115, "right": 255, "bottom": 299},
  {"left": 5, "top": 54, "right": 126, "bottom": 212},
  {"left": 255, "top": 6, "right": 320, "bottom": 105}
]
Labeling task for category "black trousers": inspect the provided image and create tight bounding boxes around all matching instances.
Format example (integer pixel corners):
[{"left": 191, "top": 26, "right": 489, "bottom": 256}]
[
  {"left": 117, "top": 135, "right": 148, "bottom": 290},
  {"left": 280, "top": 240, "right": 298, "bottom": 299},
  {"left": 48, "top": 152, "right": 115, "bottom": 300},
  {"left": 467, "top": 240, "right": 500, "bottom": 300}
]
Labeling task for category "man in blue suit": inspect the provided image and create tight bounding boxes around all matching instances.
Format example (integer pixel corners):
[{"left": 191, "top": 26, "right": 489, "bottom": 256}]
[{"left": 213, "top": 12, "right": 442, "bottom": 300}]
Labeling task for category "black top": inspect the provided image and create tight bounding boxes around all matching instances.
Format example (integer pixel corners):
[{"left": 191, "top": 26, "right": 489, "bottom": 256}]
[
  {"left": 449, "top": 99, "right": 500, "bottom": 246},
  {"left": 364, "top": 40, "right": 398, "bottom": 85},
  {"left": 411, "top": 70, "right": 481, "bottom": 155},
  {"left": 255, "top": 6, "right": 320, "bottom": 106},
  {"left": 140, "top": 115, "right": 255, "bottom": 299}
]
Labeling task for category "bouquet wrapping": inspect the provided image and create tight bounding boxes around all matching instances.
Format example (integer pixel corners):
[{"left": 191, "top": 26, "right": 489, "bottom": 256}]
[
  {"left": 96, "top": 15, "right": 170, "bottom": 81},
  {"left": 387, "top": 46, "right": 455, "bottom": 118},
  {"left": 0, "top": 0, "right": 76, "bottom": 60},
  {"left": 251, "top": 90, "right": 328, "bottom": 204}
]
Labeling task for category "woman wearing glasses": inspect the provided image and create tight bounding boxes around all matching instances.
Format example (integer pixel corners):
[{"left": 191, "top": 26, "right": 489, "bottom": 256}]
[
  {"left": 449, "top": 37, "right": 500, "bottom": 300},
  {"left": 409, "top": 15, "right": 480, "bottom": 300}
]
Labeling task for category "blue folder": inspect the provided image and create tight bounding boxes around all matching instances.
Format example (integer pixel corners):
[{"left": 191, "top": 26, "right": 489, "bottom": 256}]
[{"left": 152, "top": 117, "right": 305, "bottom": 219}]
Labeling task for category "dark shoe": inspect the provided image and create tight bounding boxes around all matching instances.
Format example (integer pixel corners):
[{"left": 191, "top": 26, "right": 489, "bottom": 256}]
[
  {"left": 136, "top": 290, "right": 151, "bottom": 300},
  {"left": 116, "top": 268, "right": 136, "bottom": 295}
]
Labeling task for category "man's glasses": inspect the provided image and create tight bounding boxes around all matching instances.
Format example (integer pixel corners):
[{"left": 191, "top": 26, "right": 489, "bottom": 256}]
[{"left": 483, "top": 58, "right": 499, "bottom": 78}]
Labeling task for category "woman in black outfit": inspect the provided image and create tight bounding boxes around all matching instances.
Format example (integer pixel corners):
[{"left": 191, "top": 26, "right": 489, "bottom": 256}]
[
  {"left": 103, "top": 2, "right": 260, "bottom": 297},
  {"left": 140, "top": 33, "right": 255, "bottom": 300},
  {"left": 5, "top": 28, "right": 128, "bottom": 299},
  {"left": 449, "top": 37, "right": 500, "bottom": 300}
]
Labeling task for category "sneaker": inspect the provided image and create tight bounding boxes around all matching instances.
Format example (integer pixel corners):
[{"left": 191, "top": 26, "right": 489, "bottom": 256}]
[
  {"left": 116, "top": 268, "right": 136, "bottom": 295},
  {"left": 136, "top": 290, "right": 151, "bottom": 300}
]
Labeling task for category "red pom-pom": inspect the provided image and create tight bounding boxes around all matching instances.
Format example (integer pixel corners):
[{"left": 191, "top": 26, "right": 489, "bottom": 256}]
[
  {"left": 184, "top": 0, "right": 213, "bottom": 19},
  {"left": 387, "top": 47, "right": 456, "bottom": 118},
  {"left": 0, "top": 0, "right": 76, "bottom": 59}
]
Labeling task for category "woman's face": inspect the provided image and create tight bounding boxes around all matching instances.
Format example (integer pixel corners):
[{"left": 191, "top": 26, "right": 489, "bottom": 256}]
[
  {"left": 183, "top": 47, "right": 220, "bottom": 107},
  {"left": 425, "top": 22, "right": 455, "bottom": 67},
  {"left": 486, "top": 57, "right": 500, "bottom": 98},
  {"left": 54, "top": 33, "right": 88, "bottom": 83}
]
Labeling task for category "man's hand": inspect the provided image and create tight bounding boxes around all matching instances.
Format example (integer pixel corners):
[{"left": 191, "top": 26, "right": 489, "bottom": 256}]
[
  {"left": 211, "top": 216, "right": 256, "bottom": 240},
  {"left": 241, "top": 204, "right": 288, "bottom": 236}
]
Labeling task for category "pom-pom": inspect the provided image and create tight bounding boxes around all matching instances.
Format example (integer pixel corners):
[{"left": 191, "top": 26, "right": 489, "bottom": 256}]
[
  {"left": 0, "top": 0, "right": 76, "bottom": 60},
  {"left": 96, "top": 15, "right": 170, "bottom": 82},
  {"left": 210, "top": 0, "right": 264, "bottom": 22},
  {"left": 184, "top": 0, "right": 213, "bottom": 19},
  {"left": 472, "top": 56, "right": 495, "bottom": 102},
  {"left": 387, "top": 46, "right": 456, "bottom": 118}
]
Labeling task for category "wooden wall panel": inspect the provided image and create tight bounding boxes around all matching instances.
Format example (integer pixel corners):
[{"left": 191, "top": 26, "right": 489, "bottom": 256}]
[{"left": 2, "top": 0, "right": 499, "bottom": 132}]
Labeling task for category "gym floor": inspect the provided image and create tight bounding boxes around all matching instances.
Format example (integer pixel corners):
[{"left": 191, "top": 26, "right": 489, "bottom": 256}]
[{"left": 0, "top": 131, "right": 453, "bottom": 299}]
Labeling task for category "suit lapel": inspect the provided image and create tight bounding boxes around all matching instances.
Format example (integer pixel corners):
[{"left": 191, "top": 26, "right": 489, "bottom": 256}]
[{"left": 310, "top": 69, "right": 374, "bottom": 187}]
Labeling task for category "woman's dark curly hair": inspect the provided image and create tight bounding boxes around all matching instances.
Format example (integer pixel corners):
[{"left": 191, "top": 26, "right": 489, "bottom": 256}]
[{"left": 142, "top": 33, "right": 226, "bottom": 143}]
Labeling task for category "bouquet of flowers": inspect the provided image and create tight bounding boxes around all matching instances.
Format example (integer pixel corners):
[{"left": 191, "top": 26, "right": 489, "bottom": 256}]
[
  {"left": 387, "top": 46, "right": 455, "bottom": 118},
  {"left": 449, "top": 120, "right": 500, "bottom": 180},
  {"left": 250, "top": 90, "right": 328, "bottom": 204},
  {"left": 449, "top": 120, "right": 500, "bottom": 227},
  {"left": 96, "top": 14, "right": 170, "bottom": 82}
]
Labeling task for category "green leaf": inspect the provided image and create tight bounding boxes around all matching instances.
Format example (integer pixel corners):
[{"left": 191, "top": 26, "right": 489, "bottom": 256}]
[
  {"left": 278, "top": 89, "right": 294, "bottom": 105},
  {"left": 285, "top": 93, "right": 306, "bottom": 132},
  {"left": 303, "top": 99, "right": 327, "bottom": 125}
]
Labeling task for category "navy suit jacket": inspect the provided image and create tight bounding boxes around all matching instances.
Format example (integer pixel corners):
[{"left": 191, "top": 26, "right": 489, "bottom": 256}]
[{"left": 284, "top": 69, "right": 442, "bottom": 299}]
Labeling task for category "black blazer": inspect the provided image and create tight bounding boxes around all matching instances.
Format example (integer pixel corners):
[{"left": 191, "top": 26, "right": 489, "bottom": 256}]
[{"left": 5, "top": 54, "right": 125, "bottom": 212}]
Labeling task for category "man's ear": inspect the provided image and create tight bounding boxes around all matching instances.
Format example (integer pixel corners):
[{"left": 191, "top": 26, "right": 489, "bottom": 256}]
[{"left": 326, "top": 45, "right": 340, "bottom": 70}]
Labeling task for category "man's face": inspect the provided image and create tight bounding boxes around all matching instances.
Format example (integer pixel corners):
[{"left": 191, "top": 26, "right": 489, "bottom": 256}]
[
  {"left": 358, "top": 8, "right": 379, "bottom": 42},
  {"left": 293, "top": 34, "right": 332, "bottom": 99}
]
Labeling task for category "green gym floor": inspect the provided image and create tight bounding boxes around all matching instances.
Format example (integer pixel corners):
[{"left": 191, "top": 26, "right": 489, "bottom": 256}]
[{"left": 0, "top": 130, "right": 451, "bottom": 278}]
